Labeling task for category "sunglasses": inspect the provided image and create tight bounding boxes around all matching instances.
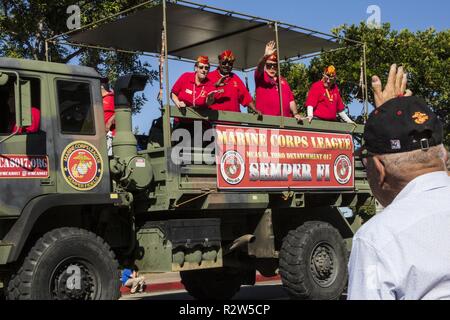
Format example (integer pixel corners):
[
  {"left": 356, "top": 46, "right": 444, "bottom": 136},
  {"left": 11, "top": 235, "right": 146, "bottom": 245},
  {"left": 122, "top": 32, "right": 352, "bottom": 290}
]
[
  {"left": 220, "top": 60, "right": 233, "bottom": 66},
  {"left": 265, "top": 63, "right": 278, "bottom": 70},
  {"left": 197, "top": 64, "right": 210, "bottom": 71},
  {"left": 323, "top": 75, "right": 336, "bottom": 81},
  {"left": 359, "top": 147, "right": 375, "bottom": 169}
]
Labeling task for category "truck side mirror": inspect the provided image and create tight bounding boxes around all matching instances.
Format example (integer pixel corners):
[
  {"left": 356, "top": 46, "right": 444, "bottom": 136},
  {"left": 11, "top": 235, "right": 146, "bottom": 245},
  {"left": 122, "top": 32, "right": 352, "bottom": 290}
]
[
  {"left": 14, "top": 79, "right": 32, "bottom": 128},
  {"left": 0, "top": 73, "right": 9, "bottom": 86},
  {"left": 20, "top": 80, "right": 32, "bottom": 127}
]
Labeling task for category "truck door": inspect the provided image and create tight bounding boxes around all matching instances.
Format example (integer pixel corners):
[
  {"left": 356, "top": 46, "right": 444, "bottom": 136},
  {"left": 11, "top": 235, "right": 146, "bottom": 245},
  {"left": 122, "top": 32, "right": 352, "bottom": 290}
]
[
  {"left": 0, "top": 73, "right": 55, "bottom": 217},
  {"left": 50, "top": 77, "right": 111, "bottom": 194}
]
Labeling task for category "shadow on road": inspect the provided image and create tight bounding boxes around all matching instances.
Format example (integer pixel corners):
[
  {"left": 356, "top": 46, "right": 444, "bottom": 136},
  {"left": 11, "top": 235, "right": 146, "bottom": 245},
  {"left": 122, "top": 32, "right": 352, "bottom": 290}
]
[{"left": 133, "top": 284, "right": 289, "bottom": 300}]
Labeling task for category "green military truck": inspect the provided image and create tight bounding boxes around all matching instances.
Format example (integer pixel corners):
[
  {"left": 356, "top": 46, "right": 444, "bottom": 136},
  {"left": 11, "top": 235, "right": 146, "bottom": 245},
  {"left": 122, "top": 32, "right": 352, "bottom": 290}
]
[{"left": 0, "top": 0, "right": 374, "bottom": 300}]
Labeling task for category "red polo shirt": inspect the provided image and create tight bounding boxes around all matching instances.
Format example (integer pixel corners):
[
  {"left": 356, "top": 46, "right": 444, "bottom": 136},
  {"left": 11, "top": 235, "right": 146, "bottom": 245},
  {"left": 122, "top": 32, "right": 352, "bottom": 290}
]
[
  {"left": 254, "top": 69, "right": 295, "bottom": 117},
  {"left": 102, "top": 90, "right": 115, "bottom": 135},
  {"left": 305, "top": 80, "right": 345, "bottom": 121},
  {"left": 207, "top": 69, "right": 253, "bottom": 112},
  {"left": 172, "top": 72, "right": 213, "bottom": 108},
  {"left": 172, "top": 72, "right": 215, "bottom": 124}
]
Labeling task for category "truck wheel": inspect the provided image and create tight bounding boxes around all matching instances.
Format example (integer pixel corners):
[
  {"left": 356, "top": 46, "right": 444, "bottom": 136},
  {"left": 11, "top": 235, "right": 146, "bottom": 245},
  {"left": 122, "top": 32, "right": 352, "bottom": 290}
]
[
  {"left": 180, "top": 267, "right": 243, "bottom": 300},
  {"left": 279, "top": 221, "right": 348, "bottom": 300},
  {"left": 7, "top": 228, "right": 120, "bottom": 300}
]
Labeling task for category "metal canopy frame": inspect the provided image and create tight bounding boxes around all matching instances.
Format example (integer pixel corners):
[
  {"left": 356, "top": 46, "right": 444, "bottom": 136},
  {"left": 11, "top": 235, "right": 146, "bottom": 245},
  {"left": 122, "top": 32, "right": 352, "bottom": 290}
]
[{"left": 45, "top": 0, "right": 369, "bottom": 116}]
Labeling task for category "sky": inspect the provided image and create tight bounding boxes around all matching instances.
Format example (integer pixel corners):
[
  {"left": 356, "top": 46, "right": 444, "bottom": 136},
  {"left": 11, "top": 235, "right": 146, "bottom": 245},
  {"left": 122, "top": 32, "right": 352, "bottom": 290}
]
[{"left": 131, "top": 0, "right": 450, "bottom": 133}]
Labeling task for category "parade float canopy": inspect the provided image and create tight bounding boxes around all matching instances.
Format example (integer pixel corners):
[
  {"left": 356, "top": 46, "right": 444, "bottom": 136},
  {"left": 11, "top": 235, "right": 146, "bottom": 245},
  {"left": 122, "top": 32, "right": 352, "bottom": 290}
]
[{"left": 68, "top": 1, "right": 341, "bottom": 70}]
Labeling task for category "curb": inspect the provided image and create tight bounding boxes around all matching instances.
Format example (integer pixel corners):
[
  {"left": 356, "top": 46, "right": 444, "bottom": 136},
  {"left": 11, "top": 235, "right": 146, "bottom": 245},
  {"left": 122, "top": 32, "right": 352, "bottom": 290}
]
[{"left": 120, "top": 273, "right": 281, "bottom": 296}]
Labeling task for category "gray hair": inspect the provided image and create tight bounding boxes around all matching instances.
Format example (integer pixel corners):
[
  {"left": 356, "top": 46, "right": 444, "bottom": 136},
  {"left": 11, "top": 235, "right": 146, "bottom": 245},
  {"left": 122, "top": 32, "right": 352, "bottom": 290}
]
[{"left": 380, "top": 144, "right": 448, "bottom": 177}]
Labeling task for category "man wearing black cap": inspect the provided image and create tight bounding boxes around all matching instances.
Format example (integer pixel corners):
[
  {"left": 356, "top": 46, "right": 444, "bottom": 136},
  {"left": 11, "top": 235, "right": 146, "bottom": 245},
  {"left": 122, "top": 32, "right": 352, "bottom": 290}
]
[{"left": 347, "top": 64, "right": 450, "bottom": 300}]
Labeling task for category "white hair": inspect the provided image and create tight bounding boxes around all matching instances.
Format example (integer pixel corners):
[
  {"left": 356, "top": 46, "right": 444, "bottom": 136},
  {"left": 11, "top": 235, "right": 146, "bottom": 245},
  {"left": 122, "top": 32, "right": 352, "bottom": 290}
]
[{"left": 380, "top": 144, "right": 447, "bottom": 176}]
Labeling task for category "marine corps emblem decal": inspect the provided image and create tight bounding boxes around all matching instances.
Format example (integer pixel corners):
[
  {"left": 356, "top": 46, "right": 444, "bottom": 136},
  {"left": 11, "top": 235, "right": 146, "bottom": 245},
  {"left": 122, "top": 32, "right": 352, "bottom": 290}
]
[
  {"left": 61, "top": 141, "right": 103, "bottom": 191},
  {"left": 412, "top": 112, "right": 429, "bottom": 124},
  {"left": 334, "top": 154, "right": 352, "bottom": 185},
  {"left": 220, "top": 150, "right": 245, "bottom": 185}
]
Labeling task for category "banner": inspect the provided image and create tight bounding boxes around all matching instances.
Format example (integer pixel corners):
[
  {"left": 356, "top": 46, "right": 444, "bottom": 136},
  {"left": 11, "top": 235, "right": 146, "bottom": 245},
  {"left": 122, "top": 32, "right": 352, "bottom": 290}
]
[
  {"left": 0, "top": 154, "right": 49, "bottom": 179},
  {"left": 215, "top": 125, "right": 354, "bottom": 190}
]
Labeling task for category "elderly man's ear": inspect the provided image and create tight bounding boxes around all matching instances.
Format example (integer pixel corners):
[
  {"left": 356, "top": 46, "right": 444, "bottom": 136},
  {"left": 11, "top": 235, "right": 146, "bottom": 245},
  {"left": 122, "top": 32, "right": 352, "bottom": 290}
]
[{"left": 372, "top": 156, "right": 386, "bottom": 187}]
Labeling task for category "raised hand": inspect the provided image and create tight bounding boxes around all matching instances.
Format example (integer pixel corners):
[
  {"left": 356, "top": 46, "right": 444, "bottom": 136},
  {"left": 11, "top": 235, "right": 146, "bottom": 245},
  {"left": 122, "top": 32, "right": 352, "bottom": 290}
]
[
  {"left": 371, "top": 64, "right": 413, "bottom": 108},
  {"left": 215, "top": 75, "right": 227, "bottom": 87},
  {"left": 265, "top": 40, "right": 276, "bottom": 57}
]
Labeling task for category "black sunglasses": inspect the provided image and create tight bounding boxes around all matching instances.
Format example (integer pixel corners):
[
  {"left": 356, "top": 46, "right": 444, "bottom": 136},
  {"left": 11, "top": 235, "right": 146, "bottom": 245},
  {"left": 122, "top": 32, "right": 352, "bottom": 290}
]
[
  {"left": 265, "top": 63, "right": 277, "bottom": 70},
  {"left": 358, "top": 147, "right": 375, "bottom": 169},
  {"left": 220, "top": 60, "right": 233, "bottom": 66},
  {"left": 197, "top": 65, "right": 210, "bottom": 71}
]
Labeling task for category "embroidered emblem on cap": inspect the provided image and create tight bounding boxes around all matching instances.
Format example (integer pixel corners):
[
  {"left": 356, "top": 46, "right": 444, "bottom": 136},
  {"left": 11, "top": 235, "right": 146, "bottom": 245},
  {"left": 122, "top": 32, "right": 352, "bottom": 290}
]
[
  {"left": 390, "top": 139, "right": 401, "bottom": 150},
  {"left": 412, "top": 112, "right": 429, "bottom": 124}
]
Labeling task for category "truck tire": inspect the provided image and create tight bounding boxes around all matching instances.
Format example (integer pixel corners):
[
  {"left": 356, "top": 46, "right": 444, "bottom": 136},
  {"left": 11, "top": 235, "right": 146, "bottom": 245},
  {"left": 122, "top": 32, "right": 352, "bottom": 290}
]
[
  {"left": 7, "top": 227, "right": 120, "bottom": 300},
  {"left": 180, "top": 267, "right": 243, "bottom": 300},
  {"left": 279, "top": 221, "right": 348, "bottom": 300}
]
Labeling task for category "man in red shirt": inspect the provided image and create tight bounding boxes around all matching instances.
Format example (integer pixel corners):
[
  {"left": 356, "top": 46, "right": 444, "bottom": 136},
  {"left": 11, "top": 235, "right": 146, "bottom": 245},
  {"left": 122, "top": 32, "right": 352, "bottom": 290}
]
[
  {"left": 171, "top": 56, "right": 218, "bottom": 133},
  {"left": 101, "top": 78, "right": 115, "bottom": 156},
  {"left": 208, "top": 50, "right": 260, "bottom": 115},
  {"left": 171, "top": 56, "right": 214, "bottom": 110},
  {"left": 254, "top": 41, "right": 301, "bottom": 120},
  {"left": 305, "top": 65, "right": 355, "bottom": 124},
  {"left": 101, "top": 78, "right": 115, "bottom": 134}
]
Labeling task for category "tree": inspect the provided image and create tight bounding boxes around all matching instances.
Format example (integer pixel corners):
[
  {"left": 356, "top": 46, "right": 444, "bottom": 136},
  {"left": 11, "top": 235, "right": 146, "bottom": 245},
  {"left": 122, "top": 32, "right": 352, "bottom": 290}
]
[
  {"left": 280, "top": 62, "right": 311, "bottom": 111},
  {"left": 0, "top": 0, "right": 158, "bottom": 113},
  {"left": 282, "top": 23, "right": 450, "bottom": 144}
]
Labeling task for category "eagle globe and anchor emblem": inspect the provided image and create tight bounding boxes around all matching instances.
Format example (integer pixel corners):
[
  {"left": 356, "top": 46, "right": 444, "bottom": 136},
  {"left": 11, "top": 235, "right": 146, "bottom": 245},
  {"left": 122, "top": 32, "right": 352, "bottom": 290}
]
[
  {"left": 220, "top": 150, "right": 245, "bottom": 185},
  {"left": 333, "top": 154, "right": 352, "bottom": 185},
  {"left": 61, "top": 141, "right": 103, "bottom": 190}
]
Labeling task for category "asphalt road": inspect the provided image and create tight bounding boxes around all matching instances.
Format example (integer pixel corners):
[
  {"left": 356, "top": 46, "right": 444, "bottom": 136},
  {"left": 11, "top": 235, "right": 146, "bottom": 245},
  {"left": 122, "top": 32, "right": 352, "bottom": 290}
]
[
  {"left": 120, "top": 281, "right": 288, "bottom": 300},
  {"left": 122, "top": 281, "right": 351, "bottom": 300}
]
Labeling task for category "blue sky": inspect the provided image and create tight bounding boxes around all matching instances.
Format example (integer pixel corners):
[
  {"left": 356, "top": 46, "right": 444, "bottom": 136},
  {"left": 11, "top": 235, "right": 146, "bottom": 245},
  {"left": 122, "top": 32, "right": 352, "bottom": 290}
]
[{"left": 132, "top": 0, "right": 450, "bottom": 133}]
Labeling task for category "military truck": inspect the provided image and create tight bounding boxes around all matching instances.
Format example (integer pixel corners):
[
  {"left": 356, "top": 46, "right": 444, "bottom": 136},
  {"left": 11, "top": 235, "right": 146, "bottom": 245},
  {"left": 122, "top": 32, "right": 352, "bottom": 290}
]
[{"left": 0, "top": 0, "right": 374, "bottom": 300}]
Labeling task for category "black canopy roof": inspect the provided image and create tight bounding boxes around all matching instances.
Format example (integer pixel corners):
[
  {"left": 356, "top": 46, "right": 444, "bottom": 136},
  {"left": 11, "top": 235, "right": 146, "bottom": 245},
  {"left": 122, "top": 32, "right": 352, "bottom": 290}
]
[{"left": 68, "top": 1, "right": 340, "bottom": 70}]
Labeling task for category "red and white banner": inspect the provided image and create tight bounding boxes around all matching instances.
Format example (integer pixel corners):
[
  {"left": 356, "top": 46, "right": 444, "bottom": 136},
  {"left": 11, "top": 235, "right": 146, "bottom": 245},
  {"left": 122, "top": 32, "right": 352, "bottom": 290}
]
[
  {"left": 0, "top": 155, "right": 49, "bottom": 179},
  {"left": 215, "top": 125, "right": 354, "bottom": 190}
]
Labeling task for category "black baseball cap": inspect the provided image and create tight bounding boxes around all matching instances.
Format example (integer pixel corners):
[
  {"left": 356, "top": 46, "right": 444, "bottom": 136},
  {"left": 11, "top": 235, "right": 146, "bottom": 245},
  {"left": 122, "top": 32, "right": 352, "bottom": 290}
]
[{"left": 363, "top": 96, "right": 443, "bottom": 154}]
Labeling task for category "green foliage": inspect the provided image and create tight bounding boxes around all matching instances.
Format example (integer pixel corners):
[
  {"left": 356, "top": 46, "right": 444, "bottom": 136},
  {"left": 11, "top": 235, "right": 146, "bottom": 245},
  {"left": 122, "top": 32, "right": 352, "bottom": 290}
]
[
  {"left": 0, "top": 0, "right": 158, "bottom": 113},
  {"left": 280, "top": 62, "right": 310, "bottom": 115},
  {"left": 283, "top": 22, "right": 450, "bottom": 145}
]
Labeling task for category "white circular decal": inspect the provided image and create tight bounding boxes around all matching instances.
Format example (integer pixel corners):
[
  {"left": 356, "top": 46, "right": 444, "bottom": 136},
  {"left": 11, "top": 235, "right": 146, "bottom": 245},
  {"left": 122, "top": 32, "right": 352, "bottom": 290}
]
[
  {"left": 220, "top": 150, "right": 245, "bottom": 185},
  {"left": 334, "top": 155, "right": 352, "bottom": 185}
]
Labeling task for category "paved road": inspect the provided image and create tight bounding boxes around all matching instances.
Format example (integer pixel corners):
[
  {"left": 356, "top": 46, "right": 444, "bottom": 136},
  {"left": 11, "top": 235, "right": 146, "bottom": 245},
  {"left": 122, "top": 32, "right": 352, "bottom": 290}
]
[{"left": 120, "top": 281, "right": 289, "bottom": 300}]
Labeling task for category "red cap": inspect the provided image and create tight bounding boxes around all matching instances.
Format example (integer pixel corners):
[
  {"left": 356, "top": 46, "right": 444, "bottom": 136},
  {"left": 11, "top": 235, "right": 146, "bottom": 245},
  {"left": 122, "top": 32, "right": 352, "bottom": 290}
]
[
  {"left": 196, "top": 56, "right": 210, "bottom": 65},
  {"left": 324, "top": 65, "right": 336, "bottom": 77},
  {"left": 218, "top": 50, "right": 235, "bottom": 62},
  {"left": 266, "top": 53, "right": 278, "bottom": 62}
]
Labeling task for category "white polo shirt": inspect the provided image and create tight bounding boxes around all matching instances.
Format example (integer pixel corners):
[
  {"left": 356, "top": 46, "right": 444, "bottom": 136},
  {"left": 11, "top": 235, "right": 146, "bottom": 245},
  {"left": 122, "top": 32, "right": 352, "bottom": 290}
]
[{"left": 347, "top": 171, "right": 450, "bottom": 300}]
